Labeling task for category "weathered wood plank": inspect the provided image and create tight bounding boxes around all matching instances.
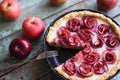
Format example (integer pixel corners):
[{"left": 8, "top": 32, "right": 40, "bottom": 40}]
[
  {"left": 1, "top": 10, "right": 120, "bottom": 80},
  {"left": 0, "top": 0, "right": 120, "bottom": 80},
  {"left": 0, "top": 0, "right": 83, "bottom": 68},
  {"left": 0, "top": 0, "right": 83, "bottom": 39},
  {"left": 0, "top": 0, "right": 120, "bottom": 64},
  {"left": 43, "top": 0, "right": 120, "bottom": 26},
  {"left": 0, "top": 59, "right": 51, "bottom": 80},
  {"left": 35, "top": 14, "right": 120, "bottom": 80},
  {"left": 1, "top": 0, "right": 120, "bottom": 39},
  {"left": 114, "top": 15, "right": 120, "bottom": 25}
]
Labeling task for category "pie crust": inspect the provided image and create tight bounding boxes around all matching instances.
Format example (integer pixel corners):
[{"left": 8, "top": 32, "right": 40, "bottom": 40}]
[
  {"left": 46, "top": 10, "right": 120, "bottom": 80},
  {"left": 46, "top": 10, "right": 120, "bottom": 48}
]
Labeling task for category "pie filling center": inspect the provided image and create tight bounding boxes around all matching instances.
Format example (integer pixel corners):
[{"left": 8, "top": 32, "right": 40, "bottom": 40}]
[{"left": 52, "top": 16, "right": 120, "bottom": 78}]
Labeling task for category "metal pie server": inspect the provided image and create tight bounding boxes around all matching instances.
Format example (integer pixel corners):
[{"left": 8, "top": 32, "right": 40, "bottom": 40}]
[{"left": 0, "top": 51, "right": 58, "bottom": 72}]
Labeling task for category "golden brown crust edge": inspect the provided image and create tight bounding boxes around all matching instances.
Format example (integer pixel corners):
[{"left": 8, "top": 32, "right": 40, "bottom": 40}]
[
  {"left": 46, "top": 10, "right": 120, "bottom": 80},
  {"left": 55, "top": 56, "right": 120, "bottom": 80},
  {"left": 46, "top": 10, "right": 120, "bottom": 48}
]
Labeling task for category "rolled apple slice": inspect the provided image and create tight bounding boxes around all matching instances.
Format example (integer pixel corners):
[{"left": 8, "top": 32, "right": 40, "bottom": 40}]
[
  {"left": 83, "top": 51, "right": 100, "bottom": 65},
  {"left": 66, "top": 18, "right": 81, "bottom": 32},
  {"left": 52, "top": 38, "right": 68, "bottom": 46},
  {"left": 81, "top": 43, "right": 91, "bottom": 54},
  {"left": 106, "top": 36, "right": 120, "bottom": 49},
  {"left": 98, "top": 24, "right": 113, "bottom": 37},
  {"left": 77, "top": 29, "right": 93, "bottom": 42},
  {"left": 66, "top": 35, "right": 81, "bottom": 47},
  {"left": 81, "top": 16, "right": 98, "bottom": 31},
  {"left": 77, "top": 63, "right": 94, "bottom": 77},
  {"left": 90, "top": 35, "right": 104, "bottom": 48},
  {"left": 63, "top": 61, "right": 76, "bottom": 75},
  {"left": 102, "top": 50, "right": 116, "bottom": 64},
  {"left": 93, "top": 61, "right": 108, "bottom": 74},
  {"left": 57, "top": 27, "right": 71, "bottom": 38}
]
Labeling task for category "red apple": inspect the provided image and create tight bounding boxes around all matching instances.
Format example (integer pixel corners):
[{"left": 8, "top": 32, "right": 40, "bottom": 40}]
[
  {"left": 22, "top": 17, "right": 45, "bottom": 40},
  {"left": 0, "top": 0, "right": 21, "bottom": 20},
  {"left": 9, "top": 38, "right": 32, "bottom": 59},
  {"left": 50, "top": 0, "right": 67, "bottom": 6},
  {"left": 97, "top": 0, "right": 118, "bottom": 11}
]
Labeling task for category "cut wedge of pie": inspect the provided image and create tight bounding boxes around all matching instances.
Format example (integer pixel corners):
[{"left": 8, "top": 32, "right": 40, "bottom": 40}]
[{"left": 46, "top": 10, "right": 120, "bottom": 80}]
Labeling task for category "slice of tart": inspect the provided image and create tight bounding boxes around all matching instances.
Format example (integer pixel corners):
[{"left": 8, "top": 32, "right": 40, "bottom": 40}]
[{"left": 46, "top": 10, "right": 120, "bottom": 80}]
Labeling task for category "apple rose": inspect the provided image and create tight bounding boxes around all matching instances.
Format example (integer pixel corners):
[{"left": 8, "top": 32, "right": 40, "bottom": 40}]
[
  {"left": 93, "top": 61, "right": 108, "bottom": 74},
  {"left": 102, "top": 51, "right": 116, "bottom": 64},
  {"left": 77, "top": 63, "right": 94, "bottom": 77},
  {"left": 63, "top": 61, "right": 76, "bottom": 75},
  {"left": 53, "top": 38, "right": 67, "bottom": 46},
  {"left": 106, "top": 36, "right": 120, "bottom": 49},
  {"left": 81, "top": 43, "right": 91, "bottom": 54},
  {"left": 66, "top": 35, "right": 81, "bottom": 47},
  {"left": 77, "top": 29, "right": 93, "bottom": 42},
  {"left": 98, "top": 24, "right": 113, "bottom": 37},
  {"left": 90, "top": 35, "right": 104, "bottom": 48},
  {"left": 81, "top": 16, "right": 98, "bottom": 30},
  {"left": 83, "top": 51, "right": 100, "bottom": 65},
  {"left": 59, "top": 38, "right": 67, "bottom": 46},
  {"left": 57, "top": 27, "right": 71, "bottom": 38},
  {"left": 53, "top": 37, "right": 67, "bottom": 46},
  {"left": 52, "top": 38, "right": 61, "bottom": 45},
  {"left": 66, "top": 18, "right": 81, "bottom": 32}
]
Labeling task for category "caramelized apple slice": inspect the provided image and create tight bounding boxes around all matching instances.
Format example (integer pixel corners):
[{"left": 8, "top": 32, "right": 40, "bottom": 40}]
[
  {"left": 90, "top": 35, "right": 104, "bottom": 48},
  {"left": 93, "top": 61, "right": 108, "bottom": 74},
  {"left": 66, "top": 18, "right": 81, "bottom": 32},
  {"left": 66, "top": 35, "right": 81, "bottom": 47},
  {"left": 98, "top": 24, "right": 113, "bottom": 37},
  {"left": 102, "top": 51, "right": 116, "bottom": 64},
  {"left": 81, "top": 43, "right": 91, "bottom": 54},
  {"left": 63, "top": 61, "right": 76, "bottom": 75},
  {"left": 77, "top": 29, "right": 93, "bottom": 42},
  {"left": 53, "top": 37, "right": 67, "bottom": 46},
  {"left": 83, "top": 51, "right": 100, "bottom": 65},
  {"left": 106, "top": 36, "right": 120, "bottom": 49},
  {"left": 57, "top": 27, "right": 71, "bottom": 38},
  {"left": 81, "top": 16, "right": 98, "bottom": 30},
  {"left": 59, "top": 38, "right": 67, "bottom": 46},
  {"left": 77, "top": 63, "right": 94, "bottom": 77},
  {"left": 52, "top": 38, "right": 61, "bottom": 45}
]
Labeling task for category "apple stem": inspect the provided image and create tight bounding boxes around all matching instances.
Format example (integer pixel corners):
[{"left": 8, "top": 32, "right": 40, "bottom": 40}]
[
  {"left": 31, "top": 21, "right": 35, "bottom": 24},
  {"left": 7, "top": 3, "right": 11, "bottom": 8}
]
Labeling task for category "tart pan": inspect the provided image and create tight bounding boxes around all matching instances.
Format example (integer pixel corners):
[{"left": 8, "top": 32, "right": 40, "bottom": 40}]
[{"left": 44, "top": 9, "right": 120, "bottom": 80}]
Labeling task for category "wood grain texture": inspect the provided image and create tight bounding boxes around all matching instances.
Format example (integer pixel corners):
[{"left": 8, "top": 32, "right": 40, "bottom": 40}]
[
  {"left": 0, "top": 59, "right": 51, "bottom": 80},
  {"left": 0, "top": 0, "right": 120, "bottom": 80},
  {"left": 0, "top": 0, "right": 82, "bottom": 39},
  {"left": 0, "top": 0, "right": 83, "bottom": 70}
]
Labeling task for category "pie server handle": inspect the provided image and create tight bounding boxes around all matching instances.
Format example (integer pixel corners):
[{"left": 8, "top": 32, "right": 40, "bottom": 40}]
[{"left": 0, "top": 51, "right": 58, "bottom": 72}]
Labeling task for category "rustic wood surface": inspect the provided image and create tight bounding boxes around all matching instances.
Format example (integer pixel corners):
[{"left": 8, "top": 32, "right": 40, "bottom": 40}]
[{"left": 0, "top": 0, "right": 120, "bottom": 80}]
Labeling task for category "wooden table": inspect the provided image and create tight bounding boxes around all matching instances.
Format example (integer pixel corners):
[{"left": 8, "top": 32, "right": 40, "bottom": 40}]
[{"left": 0, "top": 0, "right": 120, "bottom": 80}]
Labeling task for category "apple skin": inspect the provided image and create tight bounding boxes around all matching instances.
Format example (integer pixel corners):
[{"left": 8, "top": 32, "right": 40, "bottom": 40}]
[
  {"left": 97, "top": 0, "right": 118, "bottom": 11},
  {"left": 0, "top": 0, "right": 21, "bottom": 20},
  {"left": 22, "top": 17, "right": 45, "bottom": 40},
  {"left": 50, "top": 0, "right": 67, "bottom": 6},
  {"left": 9, "top": 38, "right": 32, "bottom": 59}
]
